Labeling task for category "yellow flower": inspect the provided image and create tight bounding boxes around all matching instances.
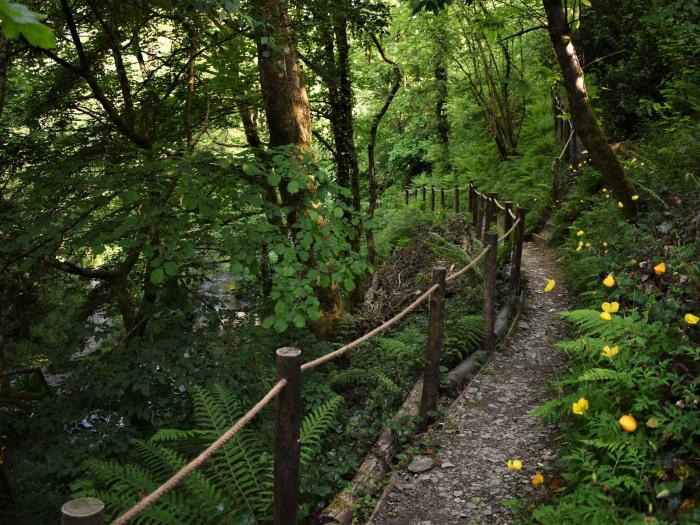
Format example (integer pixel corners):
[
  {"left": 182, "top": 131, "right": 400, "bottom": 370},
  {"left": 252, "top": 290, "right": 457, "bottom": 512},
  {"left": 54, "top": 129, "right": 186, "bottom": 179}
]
[
  {"left": 602, "top": 302, "right": 620, "bottom": 313},
  {"left": 603, "top": 242, "right": 608, "bottom": 247},
  {"left": 576, "top": 230, "right": 585, "bottom": 237},
  {"left": 601, "top": 345, "right": 619, "bottom": 358},
  {"left": 310, "top": 200, "right": 322, "bottom": 209},
  {"left": 603, "top": 274, "right": 616, "bottom": 288},
  {"left": 605, "top": 194, "right": 610, "bottom": 199},
  {"left": 600, "top": 311, "right": 612, "bottom": 321},
  {"left": 653, "top": 262, "right": 666, "bottom": 275},
  {"left": 506, "top": 459, "right": 523, "bottom": 471},
  {"left": 544, "top": 279, "right": 556, "bottom": 293},
  {"left": 531, "top": 472, "right": 544, "bottom": 486},
  {"left": 602, "top": 188, "right": 608, "bottom": 192},
  {"left": 576, "top": 241, "right": 584, "bottom": 252},
  {"left": 676, "top": 464, "right": 691, "bottom": 480},
  {"left": 631, "top": 194, "right": 639, "bottom": 201},
  {"left": 619, "top": 414, "right": 637, "bottom": 432},
  {"left": 618, "top": 201, "right": 624, "bottom": 208},
  {"left": 685, "top": 313, "right": 699, "bottom": 325},
  {"left": 585, "top": 242, "right": 591, "bottom": 248},
  {"left": 572, "top": 397, "right": 589, "bottom": 415}
]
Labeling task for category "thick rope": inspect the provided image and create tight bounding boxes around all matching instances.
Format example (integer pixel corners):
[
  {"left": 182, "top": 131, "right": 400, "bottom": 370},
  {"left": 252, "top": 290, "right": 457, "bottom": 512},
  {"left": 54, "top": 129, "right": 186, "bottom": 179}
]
[
  {"left": 111, "top": 379, "right": 287, "bottom": 525},
  {"left": 445, "top": 244, "right": 491, "bottom": 283},
  {"left": 508, "top": 208, "right": 517, "bottom": 220},
  {"left": 498, "top": 217, "right": 520, "bottom": 242},
  {"left": 493, "top": 199, "right": 505, "bottom": 211},
  {"left": 301, "top": 283, "right": 440, "bottom": 371}
]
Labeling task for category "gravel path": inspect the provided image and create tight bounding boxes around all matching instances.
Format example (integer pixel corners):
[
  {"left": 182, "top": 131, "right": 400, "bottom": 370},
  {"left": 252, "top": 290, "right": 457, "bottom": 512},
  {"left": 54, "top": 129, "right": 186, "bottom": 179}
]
[{"left": 371, "top": 242, "right": 571, "bottom": 525}]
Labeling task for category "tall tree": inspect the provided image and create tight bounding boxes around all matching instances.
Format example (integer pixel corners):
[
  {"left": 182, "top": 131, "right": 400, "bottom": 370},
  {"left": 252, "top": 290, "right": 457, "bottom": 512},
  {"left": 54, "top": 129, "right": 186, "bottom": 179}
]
[{"left": 542, "top": 0, "right": 638, "bottom": 220}]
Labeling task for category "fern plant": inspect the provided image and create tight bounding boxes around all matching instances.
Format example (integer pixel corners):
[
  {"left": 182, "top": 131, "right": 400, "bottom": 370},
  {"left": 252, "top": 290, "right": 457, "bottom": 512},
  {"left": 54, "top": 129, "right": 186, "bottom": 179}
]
[{"left": 73, "top": 384, "right": 342, "bottom": 524}]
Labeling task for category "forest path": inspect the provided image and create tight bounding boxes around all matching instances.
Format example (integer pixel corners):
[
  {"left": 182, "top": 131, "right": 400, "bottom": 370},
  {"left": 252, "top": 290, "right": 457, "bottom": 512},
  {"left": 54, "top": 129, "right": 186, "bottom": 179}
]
[{"left": 370, "top": 242, "right": 571, "bottom": 524}]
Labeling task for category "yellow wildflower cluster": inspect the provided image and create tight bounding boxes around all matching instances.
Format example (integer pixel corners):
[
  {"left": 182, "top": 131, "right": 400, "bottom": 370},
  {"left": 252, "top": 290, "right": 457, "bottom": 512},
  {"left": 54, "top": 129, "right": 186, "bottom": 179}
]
[
  {"left": 572, "top": 397, "right": 589, "bottom": 415},
  {"left": 600, "top": 301, "right": 619, "bottom": 321},
  {"left": 506, "top": 459, "right": 522, "bottom": 471},
  {"left": 601, "top": 345, "right": 619, "bottom": 358}
]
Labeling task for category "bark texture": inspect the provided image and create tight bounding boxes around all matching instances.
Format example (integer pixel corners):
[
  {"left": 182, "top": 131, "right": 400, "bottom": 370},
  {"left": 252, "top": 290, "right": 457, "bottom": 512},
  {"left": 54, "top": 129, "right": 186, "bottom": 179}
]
[{"left": 543, "top": 0, "right": 637, "bottom": 220}]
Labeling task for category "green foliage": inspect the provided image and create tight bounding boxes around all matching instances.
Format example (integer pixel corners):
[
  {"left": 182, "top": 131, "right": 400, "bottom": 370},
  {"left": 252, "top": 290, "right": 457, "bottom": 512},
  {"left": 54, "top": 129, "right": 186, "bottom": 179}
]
[
  {"left": 0, "top": 0, "right": 55, "bottom": 47},
  {"left": 76, "top": 384, "right": 342, "bottom": 523}
]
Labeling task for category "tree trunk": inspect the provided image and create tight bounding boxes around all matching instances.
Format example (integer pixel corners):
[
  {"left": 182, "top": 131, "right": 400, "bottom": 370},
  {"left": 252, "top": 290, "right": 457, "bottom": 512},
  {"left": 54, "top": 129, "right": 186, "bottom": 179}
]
[
  {"left": 256, "top": 0, "right": 312, "bottom": 152},
  {"left": 435, "top": 58, "right": 450, "bottom": 174},
  {"left": 542, "top": 0, "right": 637, "bottom": 220},
  {"left": 367, "top": 35, "right": 401, "bottom": 266}
]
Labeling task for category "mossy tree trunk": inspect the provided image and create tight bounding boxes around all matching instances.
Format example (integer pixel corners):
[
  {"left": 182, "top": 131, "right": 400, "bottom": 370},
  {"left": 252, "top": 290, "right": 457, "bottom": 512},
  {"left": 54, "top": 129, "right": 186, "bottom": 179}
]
[{"left": 542, "top": 0, "right": 638, "bottom": 221}]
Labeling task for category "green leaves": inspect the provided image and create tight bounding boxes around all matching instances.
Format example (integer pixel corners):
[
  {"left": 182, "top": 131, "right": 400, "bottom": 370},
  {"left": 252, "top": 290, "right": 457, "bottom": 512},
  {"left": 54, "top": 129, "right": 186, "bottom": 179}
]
[
  {"left": 150, "top": 267, "right": 165, "bottom": 284},
  {"left": 0, "top": 0, "right": 55, "bottom": 48}
]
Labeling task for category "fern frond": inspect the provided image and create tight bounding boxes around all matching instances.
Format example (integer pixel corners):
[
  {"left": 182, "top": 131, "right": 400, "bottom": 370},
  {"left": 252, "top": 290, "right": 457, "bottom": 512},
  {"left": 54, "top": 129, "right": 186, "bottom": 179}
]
[{"left": 300, "top": 395, "right": 343, "bottom": 464}]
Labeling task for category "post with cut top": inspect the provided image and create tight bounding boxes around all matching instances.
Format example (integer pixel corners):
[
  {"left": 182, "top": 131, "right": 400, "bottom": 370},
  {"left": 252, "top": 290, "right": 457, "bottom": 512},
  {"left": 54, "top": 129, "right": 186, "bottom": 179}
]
[
  {"left": 484, "top": 192, "right": 498, "bottom": 236},
  {"left": 468, "top": 181, "right": 476, "bottom": 225},
  {"left": 404, "top": 187, "right": 409, "bottom": 205},
  {"left": 422, "top": 186, "right": 426, "bottom": 202},
  {"left": 510, "top": 208, "right": 528, "bottom": 296},
  {"left": 431, "top": 185, "right": 435, "bottom": 211},
  {"left": 274, "top": 347, "right": 301, "bottom": 525},
  {"left": 475, "top": 194, "right": 484, "bottom": 239},
  {"left": 419, "top": 267, "right": 446, "bottom": 429},
  {"left": 61, "top": 498, "right": 105, "bottom": 525},
  {"left": 483, "top": 232, "right": 498, "bottom": 353},
  {"left": 503, "top": 201, "right": 513, "bottom": 257},
  {"left": 440, "top": 187, "right": 445, "bottom": 209},
  {"left": 454, "top": 185, "right": 460, "bottom": 214},
  {"left": 414, "top": 188, "right": 418, "bottom": 199}
]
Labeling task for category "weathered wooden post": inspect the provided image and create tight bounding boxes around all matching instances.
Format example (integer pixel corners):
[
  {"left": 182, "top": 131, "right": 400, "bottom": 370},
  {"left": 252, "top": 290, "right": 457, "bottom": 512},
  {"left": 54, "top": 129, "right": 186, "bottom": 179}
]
[
  {"left": 404, "top": 187, "right": 409, "bottom": 205},
  {"left": 454, "top": 185, "right": 460, "bottom": 214},
  {"left": 503, "top": 201, "right": 513, "bottom": 260},
  {"left": 484, "top": 192, "right": 497, "bottom": 236},
  {"left": 469, "top": 181, "right": 476, "bottom": 225},
  {"left": 552, "top": 157, "right": 561, "bottom": 204},
  {"left": 430, "top": 185, "right": 435, "bottom": 211},
  {"left": 61, "top": 498, "right": 104, "bottom": 525},
  {"left": 440, "top": 187, "right": 445, "bottom": 209},
  {"left": 414, "top": 188, "right": 418, "bottom": 199},
  {"left": 484, "top": 232, "right": 498, "bottom": 352},
  {"left": 475, "top": 194, "right": 485, "bottom": 239},
  {"left": 274, "top": 347, "right": 301, "bottom": 525},
  {"left": 510, "top": 208, "right": 527, "bottom": 296},
  {"left": 483, "top": 232, "right": 498, "bottom": 353},
  {"left": 422, "top": 186, "right": 426, "bottom": 202},
  {"left": 419, "top": 267, "right": 446, "bottom": 428}
]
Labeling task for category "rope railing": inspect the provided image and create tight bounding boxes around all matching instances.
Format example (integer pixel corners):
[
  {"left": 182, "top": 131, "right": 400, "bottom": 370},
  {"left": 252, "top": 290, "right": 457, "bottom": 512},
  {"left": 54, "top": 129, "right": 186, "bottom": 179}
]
[
  {"left": 62, "top": 181, "right": 529, "bottom": 525},
  {"left": 110, "top": 379, "right": 288, "bottom": 525},
  {"left": 499, "top": 217, "right": 520, "bottom": 243},
  {"left": 301, "top": 283, "right": 439, "bottom": 372},
  {"left": 445, "top": 245, "right": 491, "bottom": 283}
]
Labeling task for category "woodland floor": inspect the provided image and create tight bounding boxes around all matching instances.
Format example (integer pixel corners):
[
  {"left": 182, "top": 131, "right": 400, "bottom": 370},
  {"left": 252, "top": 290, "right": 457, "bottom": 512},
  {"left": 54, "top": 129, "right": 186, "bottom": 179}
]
[{"left": 371, "top": 242, "right": 571, "bottom": 524}]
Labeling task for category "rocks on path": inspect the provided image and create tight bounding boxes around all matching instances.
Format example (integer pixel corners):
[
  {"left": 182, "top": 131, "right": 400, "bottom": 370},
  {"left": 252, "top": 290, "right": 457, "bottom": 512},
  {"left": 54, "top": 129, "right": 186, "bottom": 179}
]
[{"left": 370, "top": 243, "right": 571, "bottom": 524}]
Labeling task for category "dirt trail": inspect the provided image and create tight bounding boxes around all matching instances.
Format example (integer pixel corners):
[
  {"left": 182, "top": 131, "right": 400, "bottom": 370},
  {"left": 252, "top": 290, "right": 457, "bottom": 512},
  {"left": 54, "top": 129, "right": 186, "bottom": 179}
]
[{"left": 371, "top": 242, "right": 571, "bottom": 524}]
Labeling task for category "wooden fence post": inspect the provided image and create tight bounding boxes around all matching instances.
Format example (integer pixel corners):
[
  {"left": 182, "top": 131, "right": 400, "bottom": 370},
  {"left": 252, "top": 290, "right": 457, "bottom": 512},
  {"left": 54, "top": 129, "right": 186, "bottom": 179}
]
[
  {"left": 469, "top": 181, "right": 476, "bottom": 225},
  {"left": 419, "top": 267, "right": 446, "bottom": 428},
  {"left": 431, "top": 185, "right": 435, "bottom": 211},
  {"left": 422, "top": 186, "right": 426, "bottom": 202},
  {"left": 510, "top": 208, "right": 527, "bottom": 296},
  {"left": 484, "top": 192, "right": 497, "bottom": 236},
  {"left": 274, "top": 347, "right": 301, "bottom": 525},
  {"left": 483, "top": 232, "right": 498, "bottom": 353},
  {"left": 454, "top": 185, "right": 460, "bottom": 214},
  {"left": 440, "top": 187, "right": 445, "bottom": 209},
  {"left": 476, "top": 194, "right": 485, "bottom": 239},
  {"left": 414, "top": 188, "right": 418, "bottom": 199},
  {"left": 404, "top": 187, "right": 409, "bottom": 205},
  {"left": 503, "top": 201, "right": 513, "bottom": 259},
  {"left": 61, "top": 498, "right": 104, "bottom": 525}
]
